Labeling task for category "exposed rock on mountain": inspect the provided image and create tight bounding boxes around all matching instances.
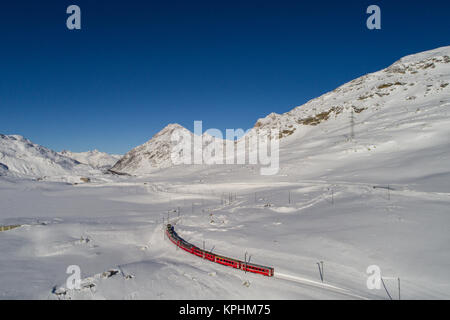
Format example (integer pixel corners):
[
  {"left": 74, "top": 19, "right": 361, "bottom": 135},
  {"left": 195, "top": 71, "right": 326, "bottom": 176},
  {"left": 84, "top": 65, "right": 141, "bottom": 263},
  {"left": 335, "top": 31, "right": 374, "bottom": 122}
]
[{"left": 0, "top": 162, "right": 8, "bottom": 176}]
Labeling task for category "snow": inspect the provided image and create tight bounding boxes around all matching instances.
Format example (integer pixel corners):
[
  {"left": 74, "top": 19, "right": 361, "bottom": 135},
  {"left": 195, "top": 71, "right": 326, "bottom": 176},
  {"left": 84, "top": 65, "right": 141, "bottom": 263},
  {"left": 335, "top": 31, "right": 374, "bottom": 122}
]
[
  {"left": 1, "top": 46, "right": 450, "bottom": 299},
  {"left": 59, "top": 150, "right": 122, "bottom": 171},
  {"left": 0, "top": 135, "right": 123, "bottom": 183},
  {"left": 0, "top": 134, "right": 102, "bottom": 182},
  {"left": 111, "top": 124, "right": 192, "bottom": 174}
]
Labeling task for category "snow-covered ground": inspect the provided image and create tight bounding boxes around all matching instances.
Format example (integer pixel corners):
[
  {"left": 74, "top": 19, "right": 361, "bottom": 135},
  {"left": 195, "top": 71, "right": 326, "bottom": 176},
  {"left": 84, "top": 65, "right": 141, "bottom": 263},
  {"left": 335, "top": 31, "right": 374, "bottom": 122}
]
[
  {"left": 1, "top": 46, "right": 450, "bottom": 299},
  {"left": 1, "top": 165, "right": 449, "bottom": 299}
]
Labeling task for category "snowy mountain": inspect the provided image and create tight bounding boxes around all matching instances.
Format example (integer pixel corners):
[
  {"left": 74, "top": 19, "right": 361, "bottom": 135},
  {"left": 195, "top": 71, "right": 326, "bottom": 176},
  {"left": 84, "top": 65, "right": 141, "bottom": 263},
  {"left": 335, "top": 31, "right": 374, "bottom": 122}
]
[
  {"left": 0, "top": 134, "right": 98, "bottom": 181},
  {"left": 59, "top": 150, "right": 122, "bottom": 171},
  {"left": 247, "top": 46, "right": 450, "bottom": 140},
  {"left": 112, "top": 46, "right": 450, "bottom": 177},
  {"left": 110, "top": 124, "right": 193, "bottom": 174}
]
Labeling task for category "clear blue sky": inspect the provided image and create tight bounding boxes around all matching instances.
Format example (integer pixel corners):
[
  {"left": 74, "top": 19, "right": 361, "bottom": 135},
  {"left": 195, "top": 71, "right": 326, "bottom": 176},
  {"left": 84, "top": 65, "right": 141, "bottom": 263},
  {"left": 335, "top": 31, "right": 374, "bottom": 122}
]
[{"left": 1, "top": 0, "right": 449, "bottom": 154}]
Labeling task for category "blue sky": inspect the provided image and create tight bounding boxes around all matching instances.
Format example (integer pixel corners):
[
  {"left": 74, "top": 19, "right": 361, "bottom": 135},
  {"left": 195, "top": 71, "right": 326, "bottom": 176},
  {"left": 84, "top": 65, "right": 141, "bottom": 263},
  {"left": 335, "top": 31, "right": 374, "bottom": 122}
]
[{"left": 1, "top": 0, "right": 449, "bottom": 154}]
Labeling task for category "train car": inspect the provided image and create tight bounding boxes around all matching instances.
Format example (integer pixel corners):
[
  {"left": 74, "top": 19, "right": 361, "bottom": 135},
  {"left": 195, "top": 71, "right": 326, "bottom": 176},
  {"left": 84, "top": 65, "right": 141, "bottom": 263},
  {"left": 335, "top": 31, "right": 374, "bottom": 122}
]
[
  {"left": 204, "top": 252, "right": 216, "bottom": 261},
  {"left": 214, "top": 254, "right": 240, "bottom": 269},
  {"left": 192, "top": 247, "right": 204, "bottom": 258},
  {"left": 242, "top": 263, "right": 274, "bottom": 277}
]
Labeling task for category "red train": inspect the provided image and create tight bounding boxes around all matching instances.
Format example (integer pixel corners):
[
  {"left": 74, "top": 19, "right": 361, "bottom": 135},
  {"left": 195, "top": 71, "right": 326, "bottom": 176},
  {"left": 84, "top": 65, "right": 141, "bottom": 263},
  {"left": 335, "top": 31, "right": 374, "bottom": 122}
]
[{"left": 165, "top": 224, "right": 274, "bottom": 277}]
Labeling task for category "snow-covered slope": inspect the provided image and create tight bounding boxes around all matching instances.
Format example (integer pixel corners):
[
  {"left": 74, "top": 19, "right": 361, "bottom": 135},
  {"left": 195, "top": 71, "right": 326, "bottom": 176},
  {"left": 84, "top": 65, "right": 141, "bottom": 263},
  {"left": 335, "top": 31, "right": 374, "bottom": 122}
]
[
  {"left": 59, "top": 150, "right": 122, "bottom": 171},
  {"left": 111, "top": 124, "right": 194, "bottom": 174},
  {"left": 113, "top": 46, "right": 450, "bottom": 177},
  {"left": 111, "top": 124, "right": 230, "bottom": 175},
  {"left": 248, "top": 46, "right": 450, "bottom": 139},
  {"left": 0, "top": 134, "right": 98, "bottom": 181}
]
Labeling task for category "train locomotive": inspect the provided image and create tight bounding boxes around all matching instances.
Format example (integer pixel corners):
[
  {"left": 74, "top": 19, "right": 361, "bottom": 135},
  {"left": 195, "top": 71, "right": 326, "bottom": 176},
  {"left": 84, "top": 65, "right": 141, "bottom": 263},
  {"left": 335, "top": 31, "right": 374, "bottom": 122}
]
[{"left": 165, "top": 224, "right": 274, "bottom": 277}]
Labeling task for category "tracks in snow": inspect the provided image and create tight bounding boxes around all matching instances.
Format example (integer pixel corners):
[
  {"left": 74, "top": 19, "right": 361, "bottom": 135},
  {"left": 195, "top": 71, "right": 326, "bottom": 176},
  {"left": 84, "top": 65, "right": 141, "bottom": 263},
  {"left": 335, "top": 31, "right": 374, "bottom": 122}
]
[{"left": 274, "top": 272, "right": 370, "bottom": 300}]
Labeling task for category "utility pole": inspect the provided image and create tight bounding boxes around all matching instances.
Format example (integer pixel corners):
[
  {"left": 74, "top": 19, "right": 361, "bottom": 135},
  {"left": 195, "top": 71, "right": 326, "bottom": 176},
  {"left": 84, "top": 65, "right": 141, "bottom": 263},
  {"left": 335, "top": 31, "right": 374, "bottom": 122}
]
[
  {"left": 244, "top": 252, "right": 248, "bottom": 274},
  {"left": 321, "top": 261, "right": 324, "bottom": 281},
  {"left": 317, "top": 261, "right": 324, "bottom": 282},
  {"left": 381, "top": 277, "right": 393, "bottom": 300}
]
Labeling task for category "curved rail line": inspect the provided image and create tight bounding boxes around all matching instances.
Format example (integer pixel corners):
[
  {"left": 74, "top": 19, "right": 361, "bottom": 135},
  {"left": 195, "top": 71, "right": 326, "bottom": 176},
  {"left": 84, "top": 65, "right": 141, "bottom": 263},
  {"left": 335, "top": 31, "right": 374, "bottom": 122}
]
[{"left": 165, "top": 224, "right": 274, "bottom": 277}]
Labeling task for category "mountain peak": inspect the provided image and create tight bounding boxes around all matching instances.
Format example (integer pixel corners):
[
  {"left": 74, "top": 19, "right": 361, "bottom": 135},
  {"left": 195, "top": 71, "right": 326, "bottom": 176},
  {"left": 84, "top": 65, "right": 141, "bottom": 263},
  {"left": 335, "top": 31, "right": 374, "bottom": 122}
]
[
  {"left": 111, "top": 123, "right": 192, "bottom": 174},
  {"left": 153, "top": 123, "right": 188, "bottom": 138}
]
